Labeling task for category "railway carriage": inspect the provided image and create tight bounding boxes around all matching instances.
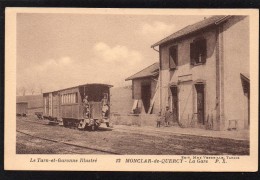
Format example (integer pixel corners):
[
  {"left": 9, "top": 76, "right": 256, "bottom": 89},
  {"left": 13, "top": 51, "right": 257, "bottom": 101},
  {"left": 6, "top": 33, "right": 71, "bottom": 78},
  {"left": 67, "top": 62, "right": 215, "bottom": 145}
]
[
  {"left": 16, "top": 102, "right": 28, "bottom": 116},
  {"left": 43, "top": 83, "right": 112, "bottom": 130}
]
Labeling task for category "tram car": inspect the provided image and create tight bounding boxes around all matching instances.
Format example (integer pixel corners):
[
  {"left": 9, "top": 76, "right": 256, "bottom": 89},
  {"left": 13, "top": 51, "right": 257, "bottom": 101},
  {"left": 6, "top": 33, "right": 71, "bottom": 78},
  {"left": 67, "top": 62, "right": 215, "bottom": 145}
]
[
  {"left": 43, "top": 83, "right": 112, "bottom": 130},
  {"left": 16, "top": 102, "right": 28, "bottom": 117}
]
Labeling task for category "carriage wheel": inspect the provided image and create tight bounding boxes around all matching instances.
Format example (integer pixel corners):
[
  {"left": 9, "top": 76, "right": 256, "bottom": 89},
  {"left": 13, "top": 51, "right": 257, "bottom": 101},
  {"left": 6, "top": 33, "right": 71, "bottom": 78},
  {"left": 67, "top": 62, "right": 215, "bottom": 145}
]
[
  {"left": 106, "top": 122, "right": 110, "bottom": 127},
  {"left": 63, "top": 119, "right": 68, "bottom": 127},
  {"left": 91, "top": 124, "right": 96, "bottom": 131}
]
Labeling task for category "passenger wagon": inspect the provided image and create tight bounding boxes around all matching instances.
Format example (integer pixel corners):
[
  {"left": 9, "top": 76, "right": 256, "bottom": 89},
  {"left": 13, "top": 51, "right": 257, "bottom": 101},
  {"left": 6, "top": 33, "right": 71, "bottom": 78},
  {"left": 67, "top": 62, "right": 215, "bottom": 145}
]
[
  {"left": 43, "top": 83, "right": 112, "bottom": 130},
  {"left": 16, "top": 102, "right": 28, "bottom": 117}
]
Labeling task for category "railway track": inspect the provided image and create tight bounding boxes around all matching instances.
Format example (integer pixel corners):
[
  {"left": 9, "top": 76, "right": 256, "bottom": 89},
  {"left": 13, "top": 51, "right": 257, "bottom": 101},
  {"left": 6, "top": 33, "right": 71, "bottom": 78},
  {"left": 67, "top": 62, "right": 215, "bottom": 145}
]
[
  {"left": 18, "top": 118, "right": 211, "bottom": 141},
  {"left": 18, "top": 117, "right": 248, "bottom": 142},
  {"left": 18, "top": 118, "right": 172, "bottom": 138},
  {"left": 17, "top": 117, "right": 249, "bottom": 155},
  {"left": 17, "top": 130, "right": 120, "bottom": 155}
]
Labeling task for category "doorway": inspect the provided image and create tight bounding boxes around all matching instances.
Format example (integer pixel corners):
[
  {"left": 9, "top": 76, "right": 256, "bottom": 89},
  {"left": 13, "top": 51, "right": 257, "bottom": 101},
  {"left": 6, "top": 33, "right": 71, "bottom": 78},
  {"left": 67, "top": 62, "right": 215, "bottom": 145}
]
[
  {"left": 195, "top": 84, "right": 205, "bottom": 124},
  {"left": 141, "top": 83, "right": 151, "bottom": 113},
  {"left": 170, "top": 86, "right": 178, "bottom": 122}
]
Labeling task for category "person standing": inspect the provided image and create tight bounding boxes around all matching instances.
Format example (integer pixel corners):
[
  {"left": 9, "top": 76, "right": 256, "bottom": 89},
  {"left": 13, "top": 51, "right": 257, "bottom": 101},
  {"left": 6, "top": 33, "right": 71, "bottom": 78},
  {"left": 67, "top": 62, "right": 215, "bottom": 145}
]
[
  {"left": 164, "top": 106, "right": 172, "bottom": 127},
  {"left": 156, "top": 111, "right": 162, "bottom": 128},
  {"left": 101, "top": 94, "right": 109, "bottom": 118},
  {"left": 83, "top": 95, "right": 90, "bottom": 118}
]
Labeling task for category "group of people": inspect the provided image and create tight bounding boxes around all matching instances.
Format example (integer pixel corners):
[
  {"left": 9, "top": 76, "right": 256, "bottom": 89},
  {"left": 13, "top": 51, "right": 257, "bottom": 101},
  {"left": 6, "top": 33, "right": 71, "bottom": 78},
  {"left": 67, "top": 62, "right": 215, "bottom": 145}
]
[
  {"left": 82, "top": 94, "right": 109, "bottom": 118},
  {"left": 156, "top": 106, "right": 172, "bottom": 128}
]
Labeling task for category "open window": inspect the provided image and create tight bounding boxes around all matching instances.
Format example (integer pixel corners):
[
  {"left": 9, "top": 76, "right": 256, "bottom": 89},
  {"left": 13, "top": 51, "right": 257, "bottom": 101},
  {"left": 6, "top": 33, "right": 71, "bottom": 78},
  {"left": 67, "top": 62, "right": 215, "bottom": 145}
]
[
  {"left": 190, "top": 38, "right": 207, "bottom": 65},
  {"left": 169, "top": 45, "right": 178, "bottom": 69}
]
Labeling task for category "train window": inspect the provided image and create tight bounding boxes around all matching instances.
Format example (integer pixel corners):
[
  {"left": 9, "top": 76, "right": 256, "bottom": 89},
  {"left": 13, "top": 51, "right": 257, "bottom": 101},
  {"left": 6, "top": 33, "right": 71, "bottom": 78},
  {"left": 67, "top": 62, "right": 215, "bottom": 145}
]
[
  {"left": 61, "top": 93, "right": 78, "bottom": 104},
  {"left": 71, "top": 94, "right": 73, "bottom": 103},
  {"left": 64, "top": 94, "right": 66, "bottom": 104},
  {"left": 75, "top": 93, "right": 78, "bottom": 103}
]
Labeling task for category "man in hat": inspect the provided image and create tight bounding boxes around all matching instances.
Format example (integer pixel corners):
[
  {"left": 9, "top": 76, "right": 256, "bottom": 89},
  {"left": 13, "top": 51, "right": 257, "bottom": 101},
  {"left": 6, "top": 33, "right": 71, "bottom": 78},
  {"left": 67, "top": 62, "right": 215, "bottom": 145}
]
[
  {"left": 83, "top": 95, "right": 90, "bottom": 117},
  {"left": 101, "top": 94, "right": 109, "bottom": 118}
]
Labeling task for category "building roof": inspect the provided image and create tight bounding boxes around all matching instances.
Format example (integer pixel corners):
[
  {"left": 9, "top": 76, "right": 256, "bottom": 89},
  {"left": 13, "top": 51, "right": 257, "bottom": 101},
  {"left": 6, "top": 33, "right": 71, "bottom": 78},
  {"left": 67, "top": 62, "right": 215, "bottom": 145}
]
[
  {"left": 151, "top": 15, "right": 230, "bottom": 48},
  {"left": 125, "top": 62, "right": 159, "bottom": 81}
]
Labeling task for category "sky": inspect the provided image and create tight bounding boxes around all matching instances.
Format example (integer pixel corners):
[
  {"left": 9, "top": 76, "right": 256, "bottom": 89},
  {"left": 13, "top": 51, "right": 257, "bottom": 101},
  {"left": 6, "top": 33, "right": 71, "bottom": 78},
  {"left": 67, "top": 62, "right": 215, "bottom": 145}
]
[{"left": 17, "top": 13, "right": 209, "bottom": 95}]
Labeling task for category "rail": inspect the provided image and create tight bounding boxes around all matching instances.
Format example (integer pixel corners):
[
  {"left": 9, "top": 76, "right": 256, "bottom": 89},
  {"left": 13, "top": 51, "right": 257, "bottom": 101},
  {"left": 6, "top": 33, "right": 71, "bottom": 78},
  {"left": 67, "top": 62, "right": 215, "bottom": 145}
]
[{"left": 17, "top": 130, "right": 120, "bottom": 155}]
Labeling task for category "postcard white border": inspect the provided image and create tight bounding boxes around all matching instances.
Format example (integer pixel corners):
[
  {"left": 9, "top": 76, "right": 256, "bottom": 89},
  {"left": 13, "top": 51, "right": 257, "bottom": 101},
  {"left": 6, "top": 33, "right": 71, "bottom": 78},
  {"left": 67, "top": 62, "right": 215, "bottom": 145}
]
[{"left": 5, "top": 8, "right": 259, "bottom": 171}]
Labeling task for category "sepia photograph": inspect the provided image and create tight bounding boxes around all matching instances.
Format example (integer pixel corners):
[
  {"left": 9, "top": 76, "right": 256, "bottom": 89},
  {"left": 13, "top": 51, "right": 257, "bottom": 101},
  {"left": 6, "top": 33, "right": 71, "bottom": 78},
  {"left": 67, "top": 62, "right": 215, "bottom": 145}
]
[{"left": 5, "top": 8, "right": 258, "bottom": 171}]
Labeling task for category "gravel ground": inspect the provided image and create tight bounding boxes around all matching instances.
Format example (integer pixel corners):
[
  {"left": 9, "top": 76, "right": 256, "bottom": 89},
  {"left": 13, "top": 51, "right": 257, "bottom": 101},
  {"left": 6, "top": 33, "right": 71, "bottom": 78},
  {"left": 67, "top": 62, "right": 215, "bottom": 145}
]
[{"left": 16, "top": 116, "right": 249, "bottom": 155}]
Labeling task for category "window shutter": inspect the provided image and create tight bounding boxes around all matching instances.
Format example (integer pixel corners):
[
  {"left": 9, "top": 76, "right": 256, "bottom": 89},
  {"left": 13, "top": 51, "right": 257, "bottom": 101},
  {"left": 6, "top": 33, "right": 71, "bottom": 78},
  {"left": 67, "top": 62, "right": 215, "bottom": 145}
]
[
  {"left": 175, "top": 46, "right": 178, "bottom": 66},
  {"left": 169, "top": 46, "right": 177, "bottom": 69},
  {"left": 201, "top": 39, "right": 207, "bottom": 64},
  {"left": 169, "top": 54, "right": 176, "bottom": 69},
  {"left": 190, "top": 42, "right": 195, "bottom": 65}
]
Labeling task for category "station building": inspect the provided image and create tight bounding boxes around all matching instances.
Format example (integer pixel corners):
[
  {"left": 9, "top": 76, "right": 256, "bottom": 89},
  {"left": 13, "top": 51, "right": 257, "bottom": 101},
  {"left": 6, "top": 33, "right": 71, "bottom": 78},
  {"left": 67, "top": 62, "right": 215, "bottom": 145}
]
[{"left": 150, "top": 15, "right": 250, "bottom": 130}]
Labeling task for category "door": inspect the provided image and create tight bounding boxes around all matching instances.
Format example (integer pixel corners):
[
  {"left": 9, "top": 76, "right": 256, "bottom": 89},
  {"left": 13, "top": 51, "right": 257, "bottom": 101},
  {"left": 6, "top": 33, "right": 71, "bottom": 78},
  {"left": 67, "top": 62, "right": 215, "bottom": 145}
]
[
  {"left": 49, "top": 93, "right": 52, "bottom": 116},
  {"left": 170, "top": 86, "right": 178, "bottom": 122},
  {"left": 44, "top": 97, "right": 47, "bottom": 114},
  {"left": 195, "top": 84, "right": 205, "bottom": 124},
  {"left": 141, "top": 83, "right": 151, "bottom": 113}
]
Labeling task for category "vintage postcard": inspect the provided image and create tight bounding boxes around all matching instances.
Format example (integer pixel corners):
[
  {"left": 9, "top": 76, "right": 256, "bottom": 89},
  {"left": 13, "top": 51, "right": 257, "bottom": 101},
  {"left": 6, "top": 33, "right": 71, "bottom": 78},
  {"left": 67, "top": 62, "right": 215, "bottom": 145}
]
[{"left": 5, "top": 8, "right": 258, "bottom": 171}]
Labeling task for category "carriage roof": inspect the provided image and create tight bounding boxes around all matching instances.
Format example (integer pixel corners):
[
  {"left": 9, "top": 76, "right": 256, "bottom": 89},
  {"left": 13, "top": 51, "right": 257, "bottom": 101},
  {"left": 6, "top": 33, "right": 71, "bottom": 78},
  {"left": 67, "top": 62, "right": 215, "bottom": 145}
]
[{"left": 43, "top": 83, "right": 113, "bottom": 94}]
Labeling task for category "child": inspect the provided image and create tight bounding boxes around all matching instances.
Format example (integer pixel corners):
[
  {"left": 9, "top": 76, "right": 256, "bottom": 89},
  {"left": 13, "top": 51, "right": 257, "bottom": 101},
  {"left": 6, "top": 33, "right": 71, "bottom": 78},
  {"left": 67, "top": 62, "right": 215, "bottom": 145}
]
[
  {"left": 164, "top": 106, "right": 172, "bottom": 127},
  {"left": 156, "top": 111, "right": 162, "bottom": 128}
]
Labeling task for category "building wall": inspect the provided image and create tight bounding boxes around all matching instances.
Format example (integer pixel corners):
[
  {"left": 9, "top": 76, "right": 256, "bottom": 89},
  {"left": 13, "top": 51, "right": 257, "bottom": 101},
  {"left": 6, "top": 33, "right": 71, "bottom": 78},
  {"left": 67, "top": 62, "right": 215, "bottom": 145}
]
[
  {"left": 17, "top": 95, "right": 43, "bottom": 109},
  {"left": 159, "top": 16, "right": 250, "bottom": 130},
  {"left": 159, "top": 70, "right": 171, "bottom": 111},
  {"left": 159, "top": 28, "right": 219, "bottom": 129},
  {"left": 132, "top": 77, "right": 159, "bottom": 114},
  {"left": 110, "top": 86, "right": 133, "bottom": 115},
  {"left": 223, "top": 16, "right": 249, "bottom": 130}
]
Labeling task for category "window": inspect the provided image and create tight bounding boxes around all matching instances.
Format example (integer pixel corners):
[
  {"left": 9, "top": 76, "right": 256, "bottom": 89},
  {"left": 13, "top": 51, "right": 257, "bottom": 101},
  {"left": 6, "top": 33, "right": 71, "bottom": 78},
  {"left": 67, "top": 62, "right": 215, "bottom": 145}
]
[
  {"left": 61, "top": 93, "right": 78, "bottom": 104},
  {"left": 75, "top": 93, "right": 78, "bottom": 103},
  {"left": 190, "top": 38, "right": 207, "bottom": 65},
  {"left": 169, "top": 45, "right": 178, "bottom": 69}
]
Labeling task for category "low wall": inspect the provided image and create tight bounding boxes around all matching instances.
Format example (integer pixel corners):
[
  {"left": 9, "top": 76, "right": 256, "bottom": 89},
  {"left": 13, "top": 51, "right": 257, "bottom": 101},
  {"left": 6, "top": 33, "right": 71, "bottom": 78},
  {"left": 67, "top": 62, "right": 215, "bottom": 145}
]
[{"left": 111, "top": 114, "right": 158, "bottom": 127}]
